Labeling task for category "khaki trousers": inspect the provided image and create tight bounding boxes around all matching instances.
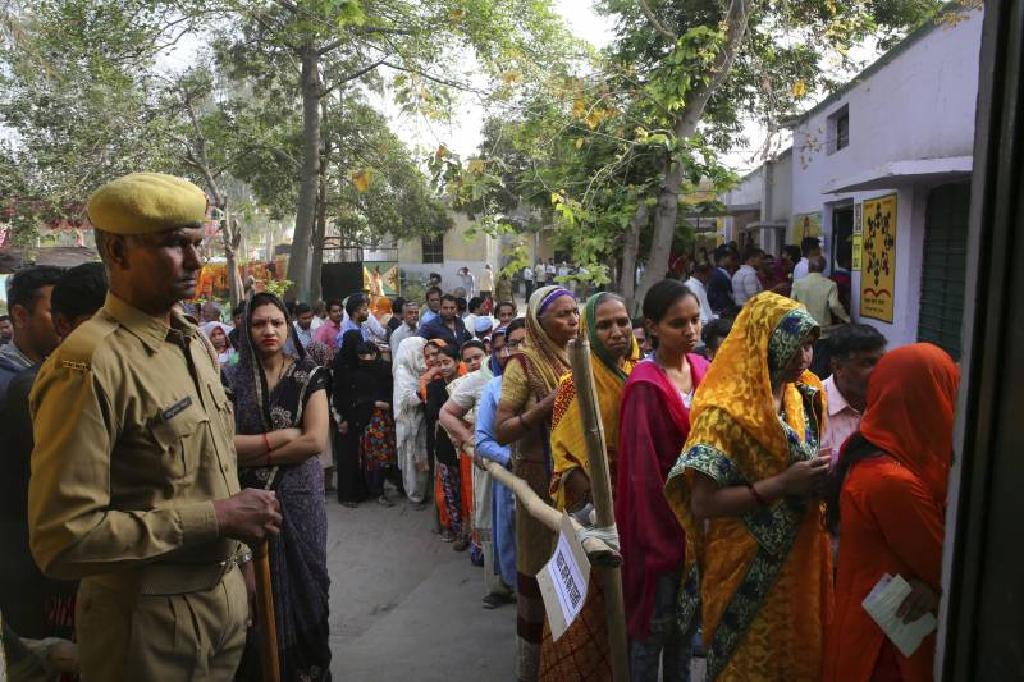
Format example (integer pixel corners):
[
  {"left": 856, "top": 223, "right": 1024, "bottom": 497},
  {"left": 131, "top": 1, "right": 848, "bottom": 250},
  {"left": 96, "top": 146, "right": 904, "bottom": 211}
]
[{"left": 76, "top": 565, "right": 248, "bottom": 681}]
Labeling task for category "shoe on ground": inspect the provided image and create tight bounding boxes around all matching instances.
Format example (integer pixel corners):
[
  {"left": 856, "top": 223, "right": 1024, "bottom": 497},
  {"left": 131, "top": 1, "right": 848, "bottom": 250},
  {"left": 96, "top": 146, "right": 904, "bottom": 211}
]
[
  {"left": 452, "top": 538, "right": 470, "bottom": 552},
  {"left": 482, "top": 592, "right": 515, "bottom": 609},
  {"left": 378, "top": 494, "right": 394, "bottom": 507}
]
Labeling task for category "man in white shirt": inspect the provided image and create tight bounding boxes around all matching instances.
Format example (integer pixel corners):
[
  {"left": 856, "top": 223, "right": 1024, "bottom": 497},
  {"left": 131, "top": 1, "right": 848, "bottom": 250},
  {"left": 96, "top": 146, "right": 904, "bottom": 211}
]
[
  {"left": 792, "top": 236, "right": 821, "bottom": 282},
  {"left": 292, "top": 302, "right": 315, "bottom": 350},
  {"left": 523, "top": 264, "right": 535, "bottom": 299},
  {"left": 731, "top": 246, "right": 764, "bottom": 306},
  {"left": 389, "top": 301, "right": 420, "bottom": 360},
  {"left": 820, "top": 324, "right": 886, "bottom": 461},
  {"left": 310, "top": 301, "right": 325, "bottom": 331},
  {"left": 532, "top": 261, "right": 545, "bottom": 289},
  {"left": 556, "top": 261, "right": 569, "bottom": 279},
  {"left": 684, "top": 263, "right": 715, "bottom": 324},
  {"left": 545, "top": 259, "right": 556, "bottom": 284},
  {"left": 478, "top": 264, "right": 495, "bottom": 298},
  {"left": 457, "top": 266, "right": 477, "bottom": 297}
]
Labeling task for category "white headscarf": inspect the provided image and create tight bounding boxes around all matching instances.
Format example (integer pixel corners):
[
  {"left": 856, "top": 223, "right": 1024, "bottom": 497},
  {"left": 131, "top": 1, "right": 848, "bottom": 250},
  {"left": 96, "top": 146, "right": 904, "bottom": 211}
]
[{"left": 393, "top": 336, "right": 429, "bottom": 480}]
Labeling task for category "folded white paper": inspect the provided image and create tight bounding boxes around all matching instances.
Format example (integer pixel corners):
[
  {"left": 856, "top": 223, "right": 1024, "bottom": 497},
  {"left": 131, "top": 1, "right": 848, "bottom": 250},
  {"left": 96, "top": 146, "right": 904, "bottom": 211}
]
[{"left": 861, "top": 573, "right": 937, "bottom": 658}]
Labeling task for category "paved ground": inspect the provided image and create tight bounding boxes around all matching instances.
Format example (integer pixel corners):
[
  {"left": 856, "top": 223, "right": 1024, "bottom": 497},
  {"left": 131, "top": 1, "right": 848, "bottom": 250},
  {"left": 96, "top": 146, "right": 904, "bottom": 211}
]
[
  {"left": 324, "top": 488, "right": 708, "bottom": 681},
  {"left": 326, "top": 494, "right": 515, "bottom": 681}
]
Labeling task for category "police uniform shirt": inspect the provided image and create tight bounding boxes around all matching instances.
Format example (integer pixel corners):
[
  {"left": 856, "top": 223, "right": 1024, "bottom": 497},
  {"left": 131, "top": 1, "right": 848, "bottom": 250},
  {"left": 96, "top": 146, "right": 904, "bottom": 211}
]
[{"left": 28, "top": 293, "right": 240, "bottom": 582}]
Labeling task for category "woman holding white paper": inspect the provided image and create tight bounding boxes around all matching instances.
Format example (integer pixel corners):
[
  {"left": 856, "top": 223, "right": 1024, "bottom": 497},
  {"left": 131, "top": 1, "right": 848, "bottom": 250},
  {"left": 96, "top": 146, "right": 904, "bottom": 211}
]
[{"left": 822, "top": 343, "right": 959, "bottom": 682}]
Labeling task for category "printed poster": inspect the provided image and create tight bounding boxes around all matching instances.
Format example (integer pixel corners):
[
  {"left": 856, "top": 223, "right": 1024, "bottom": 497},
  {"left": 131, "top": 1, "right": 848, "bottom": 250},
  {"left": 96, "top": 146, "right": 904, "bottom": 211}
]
[
  {"left": 536, "top": 513, "right": 591, "bottom": 641},
  {"left": 852, "top": 202, "right": 863, "bottom": 270},
  {"left": 363, "top": 261, "right": 400, "bottom": 296},
  {"left": 792, "top": 212, "right": 823, "bottom": 243},
  {"left": 860, "top": 194, "right": 897, "bottom": 323}
]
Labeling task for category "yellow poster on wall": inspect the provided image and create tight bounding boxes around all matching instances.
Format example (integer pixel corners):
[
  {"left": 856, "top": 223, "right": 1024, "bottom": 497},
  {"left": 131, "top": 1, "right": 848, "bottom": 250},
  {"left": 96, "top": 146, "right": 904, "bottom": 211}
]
[
  {"left": 792, "top": 212, "right": 823, "bottom": 242},
  {"left": 860, "top": 194, "right": 897, "bottom": 323},
  {"left": 851, "top": 234, "right": 863, "bottom": 270}
]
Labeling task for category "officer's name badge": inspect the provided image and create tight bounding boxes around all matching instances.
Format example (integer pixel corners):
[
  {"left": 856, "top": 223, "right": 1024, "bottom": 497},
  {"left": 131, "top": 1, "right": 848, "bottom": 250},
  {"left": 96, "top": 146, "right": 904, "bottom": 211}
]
[
  {"left": 162, "top": 397, "right": 193, "bottom": 421},
  {"left": 61, "top": 360, "right": 89, "bottom": 372}
]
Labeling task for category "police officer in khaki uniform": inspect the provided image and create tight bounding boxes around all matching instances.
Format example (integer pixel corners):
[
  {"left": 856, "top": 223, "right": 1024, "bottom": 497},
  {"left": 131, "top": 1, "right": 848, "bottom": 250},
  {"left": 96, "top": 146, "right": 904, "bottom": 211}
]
[{"left": 28, "top": 173, "right": 282, "bottom": 680}]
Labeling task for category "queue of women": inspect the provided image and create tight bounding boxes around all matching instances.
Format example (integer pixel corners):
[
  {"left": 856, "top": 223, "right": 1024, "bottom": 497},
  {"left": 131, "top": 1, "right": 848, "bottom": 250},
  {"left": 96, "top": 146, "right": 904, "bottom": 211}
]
[{"left": 204, "top": 276, "right": 958, "bottom": 682}]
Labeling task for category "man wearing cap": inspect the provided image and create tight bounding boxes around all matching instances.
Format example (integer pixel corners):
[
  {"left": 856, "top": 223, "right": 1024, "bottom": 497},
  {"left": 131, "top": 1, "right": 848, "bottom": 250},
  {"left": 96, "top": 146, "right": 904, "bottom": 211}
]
[{"left": 28, "top": 173, "right": 282, "bottom": 680}]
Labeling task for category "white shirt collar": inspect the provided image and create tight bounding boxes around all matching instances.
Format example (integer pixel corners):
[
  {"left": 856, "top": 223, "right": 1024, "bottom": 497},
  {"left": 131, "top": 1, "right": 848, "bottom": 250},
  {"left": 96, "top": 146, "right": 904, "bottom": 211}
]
[{"left": 824, "top": 375, "right": 859, "bottom": 417}]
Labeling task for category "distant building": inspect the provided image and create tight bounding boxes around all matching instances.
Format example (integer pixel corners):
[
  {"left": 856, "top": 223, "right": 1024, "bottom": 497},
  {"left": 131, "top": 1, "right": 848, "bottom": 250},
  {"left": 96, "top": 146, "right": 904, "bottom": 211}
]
[
  {"left": 395, "top": 211, "right": 559, "bottom": 290},
  {"left": 720, "top": 6, "right": 982, "bottom": 358}
]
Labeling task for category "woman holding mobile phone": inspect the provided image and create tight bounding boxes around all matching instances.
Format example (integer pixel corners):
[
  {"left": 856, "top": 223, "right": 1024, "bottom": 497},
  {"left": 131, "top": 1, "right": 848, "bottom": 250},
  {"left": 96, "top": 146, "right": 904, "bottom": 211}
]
[{"left": 665, "top": 292, "right": 834, "bottom": 681}]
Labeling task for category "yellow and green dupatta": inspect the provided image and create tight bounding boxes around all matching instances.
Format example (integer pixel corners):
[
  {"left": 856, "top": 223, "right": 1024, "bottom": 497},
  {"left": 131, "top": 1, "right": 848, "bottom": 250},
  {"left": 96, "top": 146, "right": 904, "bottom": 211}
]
[
  {"left": 549, "top": 293, "right": 640, "bottom": 511},
  {"left": 664, "top": 292, "right": 832, "bottom": 681}
]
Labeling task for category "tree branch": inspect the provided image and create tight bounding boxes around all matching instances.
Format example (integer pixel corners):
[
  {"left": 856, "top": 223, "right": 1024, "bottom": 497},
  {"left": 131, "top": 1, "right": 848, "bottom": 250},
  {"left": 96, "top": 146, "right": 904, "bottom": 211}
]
[
  {"left": 379, "top": 60, "right": 479, "bottom": 92},
  {"left": 180, "top": 91, "right": 225, "bottom": 207},
  {"left": 638, "top": 0, "right": 678, "bottom": 41},
  {"left": 673, "top": 0, "right": 752, "bottom": 142},
  {"left": 321, "top": 58, "right": 386, "bottom": 91}
]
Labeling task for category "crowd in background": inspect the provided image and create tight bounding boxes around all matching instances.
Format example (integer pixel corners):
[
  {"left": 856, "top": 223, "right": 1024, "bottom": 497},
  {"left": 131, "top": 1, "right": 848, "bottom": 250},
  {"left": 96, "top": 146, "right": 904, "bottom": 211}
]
[{"left": 0, "top": 231, "right": 957, "bottom": 681}]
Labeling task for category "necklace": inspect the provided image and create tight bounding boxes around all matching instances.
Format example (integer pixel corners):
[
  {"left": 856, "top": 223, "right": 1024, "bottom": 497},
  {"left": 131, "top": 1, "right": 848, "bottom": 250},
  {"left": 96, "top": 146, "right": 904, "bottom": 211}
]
[{"left": 265, "top": 356, "right": 290, "bottom": 392}]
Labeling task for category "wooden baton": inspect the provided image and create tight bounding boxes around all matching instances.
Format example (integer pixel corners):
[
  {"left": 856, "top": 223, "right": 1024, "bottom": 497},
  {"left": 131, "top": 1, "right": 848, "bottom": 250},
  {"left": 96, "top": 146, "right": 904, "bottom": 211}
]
[{"left": 253, "top": 539, "right": 281, "bottom": 682}]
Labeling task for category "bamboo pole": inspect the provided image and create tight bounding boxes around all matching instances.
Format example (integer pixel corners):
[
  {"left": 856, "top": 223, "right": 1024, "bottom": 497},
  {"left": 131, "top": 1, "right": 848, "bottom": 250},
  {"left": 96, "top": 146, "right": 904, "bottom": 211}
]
[
  {"left": 253, "top": 539, "right": 281, "bottom": 682},
  {"left": 567, "top": 335, "right": 630, "bottom": 682},
  {"left": 478, "top": 458, "right": 621, "bottom": 567}
]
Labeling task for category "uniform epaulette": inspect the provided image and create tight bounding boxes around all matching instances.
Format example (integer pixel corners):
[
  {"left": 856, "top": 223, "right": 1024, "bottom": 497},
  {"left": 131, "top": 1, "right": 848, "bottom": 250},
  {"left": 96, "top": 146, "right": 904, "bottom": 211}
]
[{"left": 54, "top": 313, "right": 120, "bottom": 371}]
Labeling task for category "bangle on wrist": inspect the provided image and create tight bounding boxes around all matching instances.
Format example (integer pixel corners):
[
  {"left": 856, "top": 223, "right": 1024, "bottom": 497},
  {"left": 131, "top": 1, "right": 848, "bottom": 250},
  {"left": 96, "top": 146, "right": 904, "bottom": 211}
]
[
  {"left": 747, "top": 482, "right": 769, "bottom": 506},
  {"left": 262, "top": 432, "right": 271, "bottom": 454}
]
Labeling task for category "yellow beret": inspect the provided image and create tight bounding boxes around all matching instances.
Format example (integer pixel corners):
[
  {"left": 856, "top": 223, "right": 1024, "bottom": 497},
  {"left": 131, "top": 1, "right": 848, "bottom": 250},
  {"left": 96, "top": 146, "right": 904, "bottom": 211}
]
[{"left": 86, "top": 173, "right": 208, "bottom": 235}]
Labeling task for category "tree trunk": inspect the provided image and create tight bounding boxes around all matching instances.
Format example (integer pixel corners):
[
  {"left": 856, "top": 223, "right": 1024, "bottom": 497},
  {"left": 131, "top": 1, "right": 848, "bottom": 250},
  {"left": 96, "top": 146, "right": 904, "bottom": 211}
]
[
  {"left": 619, "top": 203, "right": 648, "bottom": 315},
  {"left": 634, "top": 0, "right": 753, "bottom": 307},
  {"left": 287, "top": 45, "right": 321, "bottom": 302},
  {"left": 223, "top": 215, "right": 243, "bottom": 309},
  {"left": 311, "top": 99, "right": 329, "bottom": 304}
]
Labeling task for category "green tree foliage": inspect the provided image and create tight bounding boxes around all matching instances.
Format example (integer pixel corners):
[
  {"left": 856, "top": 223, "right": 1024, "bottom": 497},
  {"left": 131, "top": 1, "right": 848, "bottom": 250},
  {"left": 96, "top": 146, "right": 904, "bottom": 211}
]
[
  {"left": 211, "top": 0, "right": 577, "bottom": 300},
  {"left": 0, "top": 0, "right": 191, "bottom": 242},
  {"left": 1, "top": 0, "right": 553, "bottom": 302},
  {"left": 451, "top": 0, "right": 943, "bottom": 309}
]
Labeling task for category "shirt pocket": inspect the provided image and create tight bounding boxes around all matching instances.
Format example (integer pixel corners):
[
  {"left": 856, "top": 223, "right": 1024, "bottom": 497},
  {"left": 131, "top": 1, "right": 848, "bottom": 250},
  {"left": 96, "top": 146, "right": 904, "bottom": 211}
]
[
  {"left": 149, "top": 403, "right": 209, "bottom": 477},
  {"left": 207, "top": 382, "right": 236, "bottom": 441}
]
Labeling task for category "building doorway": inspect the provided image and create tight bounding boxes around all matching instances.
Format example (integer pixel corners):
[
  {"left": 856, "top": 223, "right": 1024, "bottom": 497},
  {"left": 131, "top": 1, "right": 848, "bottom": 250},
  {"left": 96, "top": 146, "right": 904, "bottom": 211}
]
[{"left": 831, "top": 204, "right": 854, "bottom": 271}]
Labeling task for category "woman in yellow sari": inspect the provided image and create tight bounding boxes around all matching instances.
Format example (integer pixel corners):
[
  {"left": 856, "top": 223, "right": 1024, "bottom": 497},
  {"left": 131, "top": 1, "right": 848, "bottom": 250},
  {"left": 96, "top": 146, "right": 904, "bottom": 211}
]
[
  {"left": 664, "top": 292, "right": 834, "bottom": 680},
  {"left": 540, "top": 292, "right": 640, "bottom": 681}
]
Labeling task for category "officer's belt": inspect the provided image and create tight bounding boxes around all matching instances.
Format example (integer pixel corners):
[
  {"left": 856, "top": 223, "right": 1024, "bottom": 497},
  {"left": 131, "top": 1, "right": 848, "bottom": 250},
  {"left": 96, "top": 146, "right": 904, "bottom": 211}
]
[{"left": 91, "top": 555, "right": 240, "bottom": 596}]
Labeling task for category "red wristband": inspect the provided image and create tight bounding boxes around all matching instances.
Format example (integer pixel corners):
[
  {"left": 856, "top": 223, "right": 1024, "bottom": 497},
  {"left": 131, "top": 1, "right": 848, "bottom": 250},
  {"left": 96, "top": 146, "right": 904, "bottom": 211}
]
[
  {"left": 748, "top": 482, "right": 768, "bottom": 506},
  {"left": 262, "top": 432, "right": 271, "bottom": 454}
]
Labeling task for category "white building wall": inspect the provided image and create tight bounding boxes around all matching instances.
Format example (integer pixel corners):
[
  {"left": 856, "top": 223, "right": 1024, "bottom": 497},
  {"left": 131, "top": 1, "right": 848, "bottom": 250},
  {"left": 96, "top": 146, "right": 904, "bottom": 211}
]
[
  {"left": 721, "top": 168, "right": 763, "bottom": 209},
  {"left": 789, "top": 8, "right": 982, "bottom": 347},
  {"left": 769, "top": 152, "right": 793, "bottom": 223},
  {"left": 791, "top": 10, "right": 982, "bottom": 214}
]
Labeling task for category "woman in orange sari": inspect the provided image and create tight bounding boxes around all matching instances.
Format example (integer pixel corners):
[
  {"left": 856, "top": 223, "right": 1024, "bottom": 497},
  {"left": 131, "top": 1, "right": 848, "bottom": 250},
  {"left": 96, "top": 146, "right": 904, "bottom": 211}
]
[
  {"left": 664, "top": 292, "right": 834, "bottom": 680},
  {"left": 540, "top": 292, "right": 640, "bottom": 681},
  {"left": 822, "top": 343, "right": 958, "bottom": 682}
]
